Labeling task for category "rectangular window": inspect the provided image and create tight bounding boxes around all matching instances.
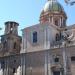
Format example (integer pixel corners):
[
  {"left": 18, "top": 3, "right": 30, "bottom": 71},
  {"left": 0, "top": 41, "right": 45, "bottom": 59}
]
[
  {"left": 53, "top": 71, "right": 60, "bottom": 75},
  {"left": 71, "top": 56, "right": 75, "bottom": 61},
  {"left": 33, "top": 32, "right": 37, "bottom": 43},
  {"left": 54, "top": 58, "right": 59, "bottom": 62}
]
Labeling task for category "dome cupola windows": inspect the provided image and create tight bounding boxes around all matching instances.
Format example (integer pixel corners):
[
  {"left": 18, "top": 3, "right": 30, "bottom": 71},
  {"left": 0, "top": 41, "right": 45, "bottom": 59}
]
[{"left": 40, "top": 0, "right": 67, "bottom": 27}]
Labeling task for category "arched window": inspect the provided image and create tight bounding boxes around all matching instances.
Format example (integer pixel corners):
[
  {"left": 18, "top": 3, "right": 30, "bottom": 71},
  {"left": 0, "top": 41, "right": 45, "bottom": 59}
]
[
  {"left": 56, "top": 34, "right": 60, "bottom": 41},
  {"left": 14, "top": 42, "right": 16, "bottom": 49},
  {"left": 13, "top": 68, "right": 16, "bottom": 73},
  {"left": 4, "top": 41, "right": 7, "bottom": 49},
  {"left": 10, "top": 24, "right": 13, "bottom": 28},
  {"left": 10, "top": 24, "right": 13, "bottom": 33},
  {"left": 63, "top": 19, "right": 66, "bottom": 27},
  {"left": 33, "top": 31, "right": 37, "bottom": 43},
  {"left": 1, "top": 61, "right": 5, "bottom": 68},
  {"left": 55, "top": 20, "right": 59, "bottom": 26}
]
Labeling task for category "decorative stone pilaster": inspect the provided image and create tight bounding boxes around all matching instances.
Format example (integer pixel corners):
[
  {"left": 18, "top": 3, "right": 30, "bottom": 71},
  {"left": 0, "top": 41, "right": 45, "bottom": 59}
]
[
  {"left": 44, "top": 51, "right": 52, "bottom": 75},
  {"left": 48, "top": 52, "right": 52, "bottom": 75},
  {"left": 20, "top": 54, "right": 26, "bottom": 75},
  {"left": 0, "top": 62, "right": 3, "bottom": 75},
  {"left": 44, "top": 52, "right": 48, "bottom": 75}
]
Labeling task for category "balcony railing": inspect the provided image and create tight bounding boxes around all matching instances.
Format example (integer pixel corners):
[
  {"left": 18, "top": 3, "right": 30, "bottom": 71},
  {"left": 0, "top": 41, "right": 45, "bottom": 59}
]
[{"left": 50, "top": 40, "right": 75, "bottom": 49}]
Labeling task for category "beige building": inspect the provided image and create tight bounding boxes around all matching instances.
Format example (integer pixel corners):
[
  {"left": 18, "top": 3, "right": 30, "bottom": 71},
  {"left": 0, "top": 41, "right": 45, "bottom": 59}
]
[{"left": 0, "top": 0, "right": 75, "bottom": 75}]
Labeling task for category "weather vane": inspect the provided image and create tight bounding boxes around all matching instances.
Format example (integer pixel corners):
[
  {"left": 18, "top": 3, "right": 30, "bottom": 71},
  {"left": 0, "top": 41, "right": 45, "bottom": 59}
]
[{"left": 65, "top": 0, "right": 75, "bottom": 5}]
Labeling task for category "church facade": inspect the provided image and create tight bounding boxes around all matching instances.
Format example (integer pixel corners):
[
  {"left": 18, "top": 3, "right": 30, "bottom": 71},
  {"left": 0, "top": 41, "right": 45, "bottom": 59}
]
[{"left": 0, "top": 0, "right": 75, "bottom": 75}]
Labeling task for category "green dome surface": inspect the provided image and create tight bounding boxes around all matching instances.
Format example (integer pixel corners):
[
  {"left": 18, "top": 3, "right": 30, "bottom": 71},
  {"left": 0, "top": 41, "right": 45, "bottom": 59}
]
[{"left": 43, "top": 0, "right": 64, "bottom": 12}]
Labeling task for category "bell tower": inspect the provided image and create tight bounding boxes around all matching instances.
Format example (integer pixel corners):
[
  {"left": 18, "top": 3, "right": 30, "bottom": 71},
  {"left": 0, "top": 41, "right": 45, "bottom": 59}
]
[
  {"left": 5, "top": 21, "right": 19, "bottom": 35},
  {"left": 1, "top": 21, "right": 21, "bottom": 56}
]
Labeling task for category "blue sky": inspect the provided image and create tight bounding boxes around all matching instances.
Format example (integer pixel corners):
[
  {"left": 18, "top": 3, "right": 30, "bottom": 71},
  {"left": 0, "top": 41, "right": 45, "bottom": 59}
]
[{"left": 0, "top": 0, "right": 75, "bottom": 36}]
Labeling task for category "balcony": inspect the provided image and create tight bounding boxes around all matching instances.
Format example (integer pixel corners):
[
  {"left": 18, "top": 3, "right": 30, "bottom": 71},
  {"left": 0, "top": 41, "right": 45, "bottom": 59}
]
[
  {"left": 50, "top": 40, "right": 62, "bottom": 49},
  {"left": 50, "top": 40, "right": 75, "bottom": 49},
  {"left": 51, "top": 64, "right": 63, "bottom": 71}
]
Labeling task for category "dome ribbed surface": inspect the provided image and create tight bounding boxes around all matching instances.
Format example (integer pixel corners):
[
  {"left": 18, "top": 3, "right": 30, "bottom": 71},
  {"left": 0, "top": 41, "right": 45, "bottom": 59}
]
[{"left": 43, "top": 0, "right": 64, "bottom": 12}]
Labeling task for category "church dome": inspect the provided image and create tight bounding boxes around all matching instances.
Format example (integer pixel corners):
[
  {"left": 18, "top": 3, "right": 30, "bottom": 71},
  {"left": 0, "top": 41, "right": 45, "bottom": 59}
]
[
  {"left": 41, "top": 0, "right": 65, "bottom": 14},
  {"left": 40, "top": 0, "right": 67, "bottom": 24}
]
